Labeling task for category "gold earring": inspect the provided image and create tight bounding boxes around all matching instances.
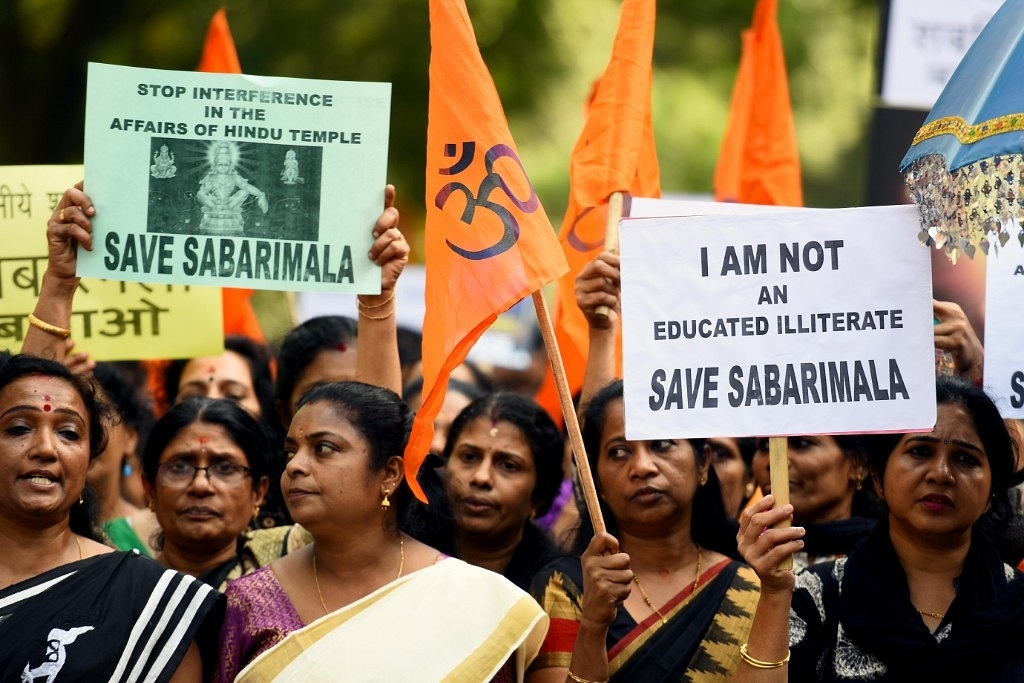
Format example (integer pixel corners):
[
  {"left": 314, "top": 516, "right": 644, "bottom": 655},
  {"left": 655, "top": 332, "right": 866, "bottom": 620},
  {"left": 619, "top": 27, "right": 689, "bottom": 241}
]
[
  {"left": 699, "top": 474, "right": 708, "bottom": 486},
  {"left": 252, "top": 506, "right": 261, "bottom": 522},
  {"left": 855, "top": 479, "right": 863, "bottom": 491},
  {"left": 78, "top": 493, "right": 84, "bottom": 505},
  {"left": 381, "top": 489, "right": 391, "bottom": 510}
]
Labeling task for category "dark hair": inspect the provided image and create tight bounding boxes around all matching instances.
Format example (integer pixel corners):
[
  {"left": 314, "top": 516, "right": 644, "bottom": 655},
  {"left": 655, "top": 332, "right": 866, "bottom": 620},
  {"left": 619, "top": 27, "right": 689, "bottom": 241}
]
[
  {"left": 735, "top": 437, "right": 757, "bottom": 468},
  {"left": 863, "top": 375, "right": 1017, "bottom": 543},
  {"left": 442, "top": 392, "right": 565, "bottom": 517},
  {"left": 297, "top": 381, "right": 412, "bottom": 472},
  {"left": 396, "top": 325, "right": 422, "bottom": 373},
  {"left": 142, "top": 397, "right": 274, "bottom": 487},
  {"left": 831, "top": 434, "right": 885, "bottom": 519},
  {"left": 402, "top": 377, "right": 485, "bottom": 411},
  {"left": 0, "top": 353, "right": 109, "bottom": 539},
  {"left": 93, "top": 362, "right": 156, "bottom": 450},
  {"left": 163, "top": 335, "right": 277, "bottom": 423},
  {"left": 574, "top": 380, "right": 739, "bottom": 559},
  {"left": 275, "top": 316, "right": 358, "bottom": 410}
]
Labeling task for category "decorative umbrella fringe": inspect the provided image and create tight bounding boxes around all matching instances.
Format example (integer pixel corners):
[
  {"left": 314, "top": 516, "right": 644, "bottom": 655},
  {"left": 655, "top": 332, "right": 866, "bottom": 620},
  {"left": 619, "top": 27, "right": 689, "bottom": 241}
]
[{"left": 904, "top": 153, "right": 1024, "bottom": 263}]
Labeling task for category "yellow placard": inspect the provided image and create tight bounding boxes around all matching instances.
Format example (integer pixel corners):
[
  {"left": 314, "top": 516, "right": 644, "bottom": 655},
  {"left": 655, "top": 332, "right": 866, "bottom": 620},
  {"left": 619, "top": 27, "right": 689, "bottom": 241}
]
[{"left": 0, "top": 165, "right": 224, "bottom": 360}]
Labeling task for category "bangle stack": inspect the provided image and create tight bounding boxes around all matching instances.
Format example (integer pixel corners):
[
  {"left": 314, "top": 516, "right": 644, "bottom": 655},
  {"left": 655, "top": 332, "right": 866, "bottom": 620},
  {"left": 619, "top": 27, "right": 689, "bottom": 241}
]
[
  {"left": 566, "top": 671, "right": 607, "bottom": 683},
  {"left": 27, "top": 313, "right": 71, "bottom": 339},
  {"left": 739, "top": 643, "right": 790, "bottom": 669},
  {"left": 357, "top": 290, "right": 396, "bottom": 321}
]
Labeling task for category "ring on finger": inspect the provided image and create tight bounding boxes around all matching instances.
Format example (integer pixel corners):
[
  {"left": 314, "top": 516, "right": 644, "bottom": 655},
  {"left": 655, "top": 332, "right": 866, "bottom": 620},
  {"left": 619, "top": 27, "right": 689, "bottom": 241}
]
[{"left": 59, "top": 208, "right": 66, "bottom": 222}]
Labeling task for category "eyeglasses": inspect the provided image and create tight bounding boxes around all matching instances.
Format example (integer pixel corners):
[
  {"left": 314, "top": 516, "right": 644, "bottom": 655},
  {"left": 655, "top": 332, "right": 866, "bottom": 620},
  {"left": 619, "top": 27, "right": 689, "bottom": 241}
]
[{"left": 157, "top": 460, "right": 251, "bottom": 487}]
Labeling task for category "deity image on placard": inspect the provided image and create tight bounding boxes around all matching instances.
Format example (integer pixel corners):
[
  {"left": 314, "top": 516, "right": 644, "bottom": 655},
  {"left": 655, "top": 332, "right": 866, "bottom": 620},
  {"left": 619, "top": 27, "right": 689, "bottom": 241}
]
[
  {"left": 146, "top": 137, "right": 323, "bottom": 240},
  {"left": 281, "top": 149, "right": 302, "bottom": 185},
  {"left": 150, "top": 145, "right": 177, "bottom": 179},
  {"left": 196, "top": 141, "right": 269, "bottom": 235}
]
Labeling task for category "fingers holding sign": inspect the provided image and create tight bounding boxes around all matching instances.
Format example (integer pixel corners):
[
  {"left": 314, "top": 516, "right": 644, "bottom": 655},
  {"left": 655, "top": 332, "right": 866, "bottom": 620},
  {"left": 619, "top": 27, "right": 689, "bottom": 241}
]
[
  {"left": 737, "top": 494, "right": 804, "bottom": 594},
  {"left": 580, "top": 532, "right": 633, "bottom": 629},
  {"left": 575, "top": 251, "right": 621, "bottom": 330},
  {"left": 932, "top": 299, "right": 984, "bottom": 383},
  {"left": 367, "top": 185, "right": 408, "bottom": 295},
  {"left": 48, "top": 182, "right": 96, "bottom": 283}
]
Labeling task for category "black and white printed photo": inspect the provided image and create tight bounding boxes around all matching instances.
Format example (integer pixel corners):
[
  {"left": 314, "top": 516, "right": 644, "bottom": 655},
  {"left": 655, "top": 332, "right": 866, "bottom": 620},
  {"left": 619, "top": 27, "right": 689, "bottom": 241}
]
[{"left": 146, "top": 138, "right": 322, "bottom": 240}]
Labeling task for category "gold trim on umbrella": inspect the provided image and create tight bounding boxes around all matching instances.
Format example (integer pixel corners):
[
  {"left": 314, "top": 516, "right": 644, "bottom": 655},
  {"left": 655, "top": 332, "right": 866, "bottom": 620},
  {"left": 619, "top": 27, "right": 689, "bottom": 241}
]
[{"left": 912, "top": 113, "right": 1024, "bottom": 146}]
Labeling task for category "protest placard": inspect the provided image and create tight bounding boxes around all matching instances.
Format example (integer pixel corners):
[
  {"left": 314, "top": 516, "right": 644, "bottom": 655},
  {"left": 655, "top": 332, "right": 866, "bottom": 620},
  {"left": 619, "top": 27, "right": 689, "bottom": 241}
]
[
  {"left": 0, "top": 165, "right": 223, "bottom": 360},
  {"left": 619, "top": 205, "right": 936, "bottom": 440},
  {"left": 984, "top": 233, "right": 1024, "bottom": 418},
  {"left": 78, "top": 63, "right": 391, "bottom": 292}
]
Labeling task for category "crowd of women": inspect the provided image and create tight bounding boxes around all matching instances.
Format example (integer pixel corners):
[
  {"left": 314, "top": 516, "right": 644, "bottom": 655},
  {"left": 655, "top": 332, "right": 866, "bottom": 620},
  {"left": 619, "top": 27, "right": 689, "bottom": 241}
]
[{"left": 1, "top": 182, "right": 1022, "bottom": 682}]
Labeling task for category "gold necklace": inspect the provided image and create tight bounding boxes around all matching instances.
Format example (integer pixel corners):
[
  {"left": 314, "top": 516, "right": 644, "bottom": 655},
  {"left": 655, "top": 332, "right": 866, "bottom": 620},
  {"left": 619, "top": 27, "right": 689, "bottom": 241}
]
[
  {"left": 632, "top": 545, "right": 701, "bottom": 626},
  {"left": 916, "top": 607, "right": 945, "bottom": 620},
  {"left": 313, "top": 535, "right": 405, "bottom": 616},
  {"left": 73, "top": 534, "right": 83, "bottom": 561}
]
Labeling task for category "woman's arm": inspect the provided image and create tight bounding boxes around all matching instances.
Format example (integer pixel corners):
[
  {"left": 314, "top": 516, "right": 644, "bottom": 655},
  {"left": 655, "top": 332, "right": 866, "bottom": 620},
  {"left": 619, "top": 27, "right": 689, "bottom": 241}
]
[
  {"left": 22, "top": 183, "right": 94, "bottom": 361},
  {"left": 168, "top": 641, "right": 203, "bottom": 683},
  {"left": 734, "top": 495, "right": 804, "bottom": 683},
  {"left": 355, "top": 185, "right": 408, "bottom": 395},
  {"left": 575, "top": 252, "right": 620, "bottom": 409},
  {"left": 527, "top": 532, "right": 632, "bottom": 683}
]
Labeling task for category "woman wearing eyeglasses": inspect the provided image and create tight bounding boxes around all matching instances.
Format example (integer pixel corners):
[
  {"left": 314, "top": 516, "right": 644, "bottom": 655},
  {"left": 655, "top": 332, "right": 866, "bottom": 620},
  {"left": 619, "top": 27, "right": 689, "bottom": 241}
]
[{"left": 141, "top": 397, "right": 298, "bottom": 590}]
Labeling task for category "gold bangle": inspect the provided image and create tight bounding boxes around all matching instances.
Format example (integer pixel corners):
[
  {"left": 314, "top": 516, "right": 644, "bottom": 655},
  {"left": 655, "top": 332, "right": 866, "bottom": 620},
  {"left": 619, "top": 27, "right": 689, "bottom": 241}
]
[
  {"left": 566, "top": 672, "right": 607, "bottom": 683},
  {"left": 27, "top": 313, "right": 71, "bottom": 339},
  {"left": 358, "top": 306, "right": 396, "bottom": 321},
  {"left": 739, "top": 643, "right": 790, "bottom": 669},
  {"left": 357, "top": 290, "right": 396, "bottom": 309}
]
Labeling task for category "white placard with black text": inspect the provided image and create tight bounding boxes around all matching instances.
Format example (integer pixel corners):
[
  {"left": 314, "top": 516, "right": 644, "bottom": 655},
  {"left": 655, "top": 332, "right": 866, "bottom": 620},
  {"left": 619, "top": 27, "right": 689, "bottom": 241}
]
[
  {"left": 619, "top": 205, "right": 936, "bottom": 440},
  {"left": 984, "top": 236, "right": 1024, "bottom": 419}
]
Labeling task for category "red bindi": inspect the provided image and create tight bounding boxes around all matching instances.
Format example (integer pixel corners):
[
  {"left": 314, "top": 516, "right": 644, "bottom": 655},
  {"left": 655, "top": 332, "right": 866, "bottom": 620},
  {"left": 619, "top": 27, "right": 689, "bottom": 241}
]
[
  {"left": 336, "top": 343, "right": 347, "bottom": 352},
  {"left": 43, "top": 404, "right": 51, "bottom": 412}
]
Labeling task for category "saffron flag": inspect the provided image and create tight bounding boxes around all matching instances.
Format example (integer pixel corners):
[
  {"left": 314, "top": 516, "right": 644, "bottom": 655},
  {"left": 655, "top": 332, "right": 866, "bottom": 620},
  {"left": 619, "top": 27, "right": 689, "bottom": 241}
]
[
  {"left": 713, "top": 0, "right": 802, "bottom": 206},
  {"left": 407, "top": 0, "right": 569, "bottom": 500},
  {"left": 535, "top": 0, "right": 660, "bottom": 425},
  {"left": 197, "top": 8, "right": 266, "bottom": 343}
]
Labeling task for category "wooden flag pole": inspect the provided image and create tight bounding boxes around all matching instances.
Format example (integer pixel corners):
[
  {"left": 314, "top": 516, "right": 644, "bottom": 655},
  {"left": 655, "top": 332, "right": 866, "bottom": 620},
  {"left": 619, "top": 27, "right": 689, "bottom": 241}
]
[
  {"left": 769, "top": 435, "right": 793, "bottom": 570},
  {"left": 594, "top": 191, "right": 624, "bottom": 318},
  {"left": 533, "top": 290, "right": 607, "bottom": 535}
]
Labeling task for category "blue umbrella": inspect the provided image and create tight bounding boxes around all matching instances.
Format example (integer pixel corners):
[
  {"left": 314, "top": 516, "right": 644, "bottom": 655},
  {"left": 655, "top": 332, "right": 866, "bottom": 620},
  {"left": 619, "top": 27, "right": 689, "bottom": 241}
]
[{"left": 901, "top": 0, "right": 1024, "bottom": 262}]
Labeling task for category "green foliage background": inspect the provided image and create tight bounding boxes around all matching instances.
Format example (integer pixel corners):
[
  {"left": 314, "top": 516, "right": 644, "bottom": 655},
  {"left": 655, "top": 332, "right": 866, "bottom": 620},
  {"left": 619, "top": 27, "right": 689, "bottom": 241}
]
[{"left": 0, "top": 0, "right": 882, "bottom": 340}]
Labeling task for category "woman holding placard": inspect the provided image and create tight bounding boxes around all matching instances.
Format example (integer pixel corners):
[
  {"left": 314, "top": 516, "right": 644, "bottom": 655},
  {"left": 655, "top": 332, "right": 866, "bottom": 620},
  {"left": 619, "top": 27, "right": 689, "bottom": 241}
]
[
  {"left": 525, "top": 252, "right": 758, "bottom": 682},
  {"left": 23, "top": 182, "right": 411, "bottom": 591},
  {"left": 736, "top": 375, "right": 1024, "bottom": 681}
]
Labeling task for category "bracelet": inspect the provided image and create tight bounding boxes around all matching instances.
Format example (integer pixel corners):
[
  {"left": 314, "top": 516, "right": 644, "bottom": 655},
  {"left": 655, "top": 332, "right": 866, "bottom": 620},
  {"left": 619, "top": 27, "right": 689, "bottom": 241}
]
[
  {"left": 566, "top": 671, "right": 607, "bottom": 683},
  {"left": 358, "top": 307, "right": 396, "bottom": 321},
  {"left": 357, "top": 290, "right": 396, "bottom": 309},
  {"left": 739, "top": 643, "right": 790, "bottom": 669},
  {"left": 27, "top": 313, "right": 71, "bottom": 339}
]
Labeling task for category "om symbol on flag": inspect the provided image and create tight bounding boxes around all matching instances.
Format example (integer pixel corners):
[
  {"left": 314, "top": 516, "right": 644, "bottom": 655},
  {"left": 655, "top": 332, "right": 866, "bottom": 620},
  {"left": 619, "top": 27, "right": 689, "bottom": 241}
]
[
  {"left": 565, "top": 204, "right": 606, "bottom": 253},
  {"left": 435, "top": 142, "right": 539, "bottom": 260}
]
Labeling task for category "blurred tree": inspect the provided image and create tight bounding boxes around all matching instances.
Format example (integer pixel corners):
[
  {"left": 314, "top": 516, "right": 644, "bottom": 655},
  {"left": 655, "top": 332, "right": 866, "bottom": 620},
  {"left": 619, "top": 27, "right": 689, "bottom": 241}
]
[{"left": 0, "top": 0, "right": 880, "bottom": 251}]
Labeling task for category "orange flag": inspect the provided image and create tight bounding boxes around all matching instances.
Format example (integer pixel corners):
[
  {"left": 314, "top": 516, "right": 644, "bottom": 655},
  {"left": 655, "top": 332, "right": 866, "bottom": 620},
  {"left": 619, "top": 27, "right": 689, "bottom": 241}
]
[
  {"left": 197, "top": 9, "right": 265, "bottom": 343},
  {"left": 407, "top": 0, "right": 569, "bottom": 500},
  {"left": 713, "top": 0, "right": 802, "bottom": 206},
  {"left": 535, "top": 0, "right": 660, "bottom": 425}
]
